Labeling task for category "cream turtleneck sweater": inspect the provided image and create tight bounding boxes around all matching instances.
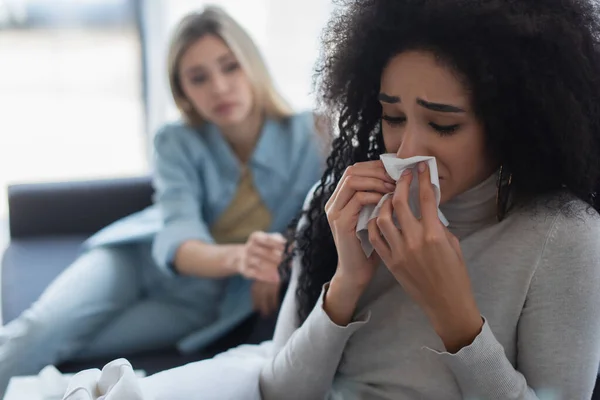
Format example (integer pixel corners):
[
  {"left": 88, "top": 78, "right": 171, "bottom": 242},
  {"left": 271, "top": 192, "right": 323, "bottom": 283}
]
[{"left": 259, "top": 174, "right": 600, "bottom": 399}]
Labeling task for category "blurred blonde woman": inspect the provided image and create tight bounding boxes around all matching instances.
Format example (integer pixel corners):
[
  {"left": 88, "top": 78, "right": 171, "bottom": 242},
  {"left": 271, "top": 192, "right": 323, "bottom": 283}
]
[{"left": 0, "top": 6, "right": 325, "bottom": 396}]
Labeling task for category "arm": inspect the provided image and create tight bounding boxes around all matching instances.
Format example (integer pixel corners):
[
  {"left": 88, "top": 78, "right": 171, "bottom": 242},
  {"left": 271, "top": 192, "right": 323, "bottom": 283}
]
[
  {"left": 151, "top": 125, "right": 241, "bottom": 278},
  {"left": 429, "top": 209, "right": 600, "bottom": 399},
  {"left": 259, "top": 253, "right": 370, "bottom": 400},
  {"left": 259, "top": 161, "right": 392, "bottom": 399},
  {"left": 174, "top": 240, "right": 243, "bottom": 278}
]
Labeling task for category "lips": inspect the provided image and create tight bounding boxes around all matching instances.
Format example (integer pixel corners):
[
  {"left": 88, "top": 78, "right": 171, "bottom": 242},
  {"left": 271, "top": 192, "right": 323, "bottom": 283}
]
[{"left": 214, "top": 102, "right": 237, "bottom": 114}]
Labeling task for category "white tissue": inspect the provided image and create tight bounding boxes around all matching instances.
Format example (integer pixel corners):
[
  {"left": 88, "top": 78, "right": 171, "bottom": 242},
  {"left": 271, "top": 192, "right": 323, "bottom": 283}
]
[
  {"left": 62, "top": 359, "right": 148, "bottom": 400},
  {"left": 60, "top": 342, "right": 274, "bottom": 400},
  {"left": 39, "top": 365, "right": 68, "bottom": 399},
  {"left": 356, "top": 154, "right": 449, "bottom": 257}
]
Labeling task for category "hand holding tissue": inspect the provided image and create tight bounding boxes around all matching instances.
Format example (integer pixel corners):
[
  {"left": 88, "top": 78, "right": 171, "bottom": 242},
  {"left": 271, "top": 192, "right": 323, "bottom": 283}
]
[
  {"left": 352, "top": 156, "right": 483, "bottom": 354},
  {"left": 356, "top": 154, "right": 448, "bottom": 257}
]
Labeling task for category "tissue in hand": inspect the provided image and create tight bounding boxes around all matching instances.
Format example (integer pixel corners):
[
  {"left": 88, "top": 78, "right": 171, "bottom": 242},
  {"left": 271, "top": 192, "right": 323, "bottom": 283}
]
[{"left": 356, "top": 154, "right": 449, "bottom": 257}]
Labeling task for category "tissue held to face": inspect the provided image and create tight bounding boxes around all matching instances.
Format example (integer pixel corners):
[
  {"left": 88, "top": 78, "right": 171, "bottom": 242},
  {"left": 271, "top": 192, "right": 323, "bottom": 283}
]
[{"left": 379, "top": 50, "right": 496, "bottom": 204}]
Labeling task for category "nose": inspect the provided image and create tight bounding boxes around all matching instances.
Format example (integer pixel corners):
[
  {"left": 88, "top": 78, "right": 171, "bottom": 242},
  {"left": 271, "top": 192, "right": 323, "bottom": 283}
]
[
  {"left": 210, "top": 73, "right": 230, "bottom": 95},
  {"left": 395, "top": 122, "right": 424, "bottom": 159}
]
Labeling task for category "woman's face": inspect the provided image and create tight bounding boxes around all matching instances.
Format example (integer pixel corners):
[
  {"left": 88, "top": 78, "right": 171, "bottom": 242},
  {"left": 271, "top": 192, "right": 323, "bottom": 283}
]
[
  {"left": 380, "top": 50, "right": 496, "bottom": 203},
  {"left": 178, "top": 34, "right": 254, "bottom": 128}
]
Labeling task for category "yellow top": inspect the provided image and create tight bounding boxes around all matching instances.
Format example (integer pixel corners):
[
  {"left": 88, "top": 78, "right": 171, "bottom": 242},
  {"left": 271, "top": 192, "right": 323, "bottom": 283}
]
[{"left": 210, "top": 167, "right": 272, "bottom": 244}]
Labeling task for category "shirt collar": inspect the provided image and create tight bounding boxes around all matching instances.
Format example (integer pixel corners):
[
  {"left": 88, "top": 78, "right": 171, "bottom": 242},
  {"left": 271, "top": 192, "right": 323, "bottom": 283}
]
[{"left": 202, "top": 118, "right": 290, "bottom": 181}]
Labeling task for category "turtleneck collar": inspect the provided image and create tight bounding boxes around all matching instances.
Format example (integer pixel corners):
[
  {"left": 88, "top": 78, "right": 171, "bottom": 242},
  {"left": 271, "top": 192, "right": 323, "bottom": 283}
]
[{"left": 439, "top": 172, "right": 498, "bottom": 239}]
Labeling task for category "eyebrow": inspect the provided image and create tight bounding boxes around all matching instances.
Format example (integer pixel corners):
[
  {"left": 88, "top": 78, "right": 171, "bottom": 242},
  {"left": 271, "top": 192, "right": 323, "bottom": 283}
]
[
  {"left": 378, "top": 93, "right": 400, "bottom": 103},
  {"left": 417, "top": 98, "right": 465, "bottom": 113},
  {"left": 183, "top": 53, "right": 236, "bottom": 75},
  {"left": 218, "top": 54, "right": 235, "bottom": 64},
  {"left": 378, "top": 92, "right": 466, "bottom": 113},
  {"left": 184, "top": 65, "right": 206, "bottom": 76}
]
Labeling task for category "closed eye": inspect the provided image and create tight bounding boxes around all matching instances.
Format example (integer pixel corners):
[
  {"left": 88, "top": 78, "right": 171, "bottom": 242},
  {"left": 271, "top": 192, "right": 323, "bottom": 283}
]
[
  {"left": 222, "top": 62, "right": 240, "bottom": 74},
  {"left": 381, "top": 115, "right": 406, "bottom": 127},
  {"left": 430, "top": 122, "right": 460, "bottom": 135},
  {"left": 190, "top": 75, "right": 208, "bottom": 84}
]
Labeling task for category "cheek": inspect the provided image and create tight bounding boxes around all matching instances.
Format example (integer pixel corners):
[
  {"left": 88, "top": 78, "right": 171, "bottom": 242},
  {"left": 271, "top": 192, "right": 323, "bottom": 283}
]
[
  {"left": 182, "top": 85, "right": 211, "bottom": 113},
  {"left": 239, "top": 77, "right": 255, "bottom": 105},
  {"left": 382, "top": 128, "right": 402, "bottom": 153},
  {"left": 456, "top": 127, "right": 491, "bottom": 176},
  {"left": 230, "top": 70, "right": 252, "bottom": 94},
  {"left": 439, "top": 129, "right": 490, "bottom": 198}
]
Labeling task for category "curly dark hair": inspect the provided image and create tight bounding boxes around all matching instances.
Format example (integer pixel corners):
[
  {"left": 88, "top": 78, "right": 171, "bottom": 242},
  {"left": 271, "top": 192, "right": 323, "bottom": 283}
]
[{"left": 285, "top": 0, "right": 600, "bottom": 323}]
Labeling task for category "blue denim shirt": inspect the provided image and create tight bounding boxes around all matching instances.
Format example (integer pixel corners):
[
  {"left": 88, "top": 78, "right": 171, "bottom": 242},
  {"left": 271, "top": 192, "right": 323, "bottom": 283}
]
[{"left": 84, "top": 111, "right": 325, "bottom": 352}]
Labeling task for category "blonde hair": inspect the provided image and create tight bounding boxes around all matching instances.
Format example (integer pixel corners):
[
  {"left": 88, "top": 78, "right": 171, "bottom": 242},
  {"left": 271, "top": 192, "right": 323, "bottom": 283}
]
[{"left": 167, "top": 5, "right": 293, "bottom": 126}]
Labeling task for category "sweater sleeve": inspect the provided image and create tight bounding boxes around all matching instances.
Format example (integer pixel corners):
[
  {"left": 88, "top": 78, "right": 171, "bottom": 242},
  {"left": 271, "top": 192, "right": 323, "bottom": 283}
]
[
  {"left": 259, "top": 184, "right": 371, "bottom": 399},
  {"left": 259, "top": 259, "right": 370, "bottom": 400},
  {"left": 427, "top": 209, "right": 600, "bottom": 399}
]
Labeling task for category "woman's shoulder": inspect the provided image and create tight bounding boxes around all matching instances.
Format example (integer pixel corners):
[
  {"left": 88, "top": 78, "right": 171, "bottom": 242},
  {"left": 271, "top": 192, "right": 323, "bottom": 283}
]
[
  {"left": 153, "top": 121, "right": 208, "bottom": 155},
  {"left": 154, "top": 120, "right": 202, "bottom": 140},
  {"left": 278, "top": 110, "right": 313, "bottom": 128},
  {"left": 519, "top": 192, "right": 600, "bottom": 230},
  {"left": 513, "top": 192, "right": 600, "bottom": 260},
  {"left": 275, "top": 111, "right": 331, "bottom": 162},
  {"left": 548, "top": 195, "right": 600, "bottom": 244},
  {"left": 507, "top": 193, "right": 600, "bottom": 297},
  {"left": 274, "top": 111, "right": 322, "bottom": 140}
]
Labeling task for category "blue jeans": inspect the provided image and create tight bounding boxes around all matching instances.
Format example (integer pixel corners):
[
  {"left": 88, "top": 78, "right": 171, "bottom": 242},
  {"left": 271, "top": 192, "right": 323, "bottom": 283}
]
[{"left": 0, "top": 243, "right": 227, "bottom": 396}]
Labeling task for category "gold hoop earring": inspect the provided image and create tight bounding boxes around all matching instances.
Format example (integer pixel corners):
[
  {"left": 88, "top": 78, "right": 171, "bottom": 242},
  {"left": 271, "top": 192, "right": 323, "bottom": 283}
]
[{"left": 496, "top": 165, "right": 513, "bottom": 222}]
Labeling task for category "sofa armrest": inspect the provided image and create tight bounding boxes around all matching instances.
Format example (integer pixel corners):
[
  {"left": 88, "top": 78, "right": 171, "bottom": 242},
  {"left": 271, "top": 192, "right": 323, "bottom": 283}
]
[{"left": 8, "top": 176, "right": 154, "bottom": 239}]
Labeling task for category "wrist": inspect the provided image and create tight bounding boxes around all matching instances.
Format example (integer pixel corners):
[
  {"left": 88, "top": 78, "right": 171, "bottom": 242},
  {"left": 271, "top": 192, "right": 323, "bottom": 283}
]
[
  {"left": 332, "top": 268, "right": 370, "bottom": 294},
  {"left": 224, "top": 244, "right": 245, "bottom": 275},
  {"left": 431, "top": 305, "right": 483, "bottom": 354},
  {"left": 324, "top": 271, "right": 367, "bottom": 326}
]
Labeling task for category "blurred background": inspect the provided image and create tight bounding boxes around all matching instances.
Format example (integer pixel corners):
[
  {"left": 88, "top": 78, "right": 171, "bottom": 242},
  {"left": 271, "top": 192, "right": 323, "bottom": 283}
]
[{"left": 0, "top": 0, "right": 332, "bottom": 221}]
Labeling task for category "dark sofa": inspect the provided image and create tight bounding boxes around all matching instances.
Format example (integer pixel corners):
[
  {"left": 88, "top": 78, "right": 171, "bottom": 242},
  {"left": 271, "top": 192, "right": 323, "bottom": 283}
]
[{"left": 1, "top": 176, "right": 276, "bottom": 375}]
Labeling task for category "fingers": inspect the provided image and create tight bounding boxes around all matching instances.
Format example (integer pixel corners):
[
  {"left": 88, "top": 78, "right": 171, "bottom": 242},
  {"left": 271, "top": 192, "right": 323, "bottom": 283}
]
[
  {"left": 375, "top": 196, "right": 403, "bottom": 253},
  {"left": 416, "top": 162, "right": 440, "bottom": 227},
  {"left": 244, "top": 232, "right": 286, "bottom": 283},
  {"left": 247, "top": 241, "right": 284, "bottom": 266},
  {"left": 341, "top": 191, "right": 386, "bottom": 220},
  {"left": 392, "top": 168, "right": 420, "bottom": 233},
  {"left": 329, "top": 176, "right": 396, "bottom": 213},
  {"left": 342, "top": 161, "right": 395, "bottom": 182},
  {"left": 367, "top": 217, "right": 391, "bottom": 261},
  {"left": 326, "top": 161, "right": 395, "bottom": 211},
  {"left": 251, "top": 231, "right": 286, "bottom": 252},
  {"left": 244, "top": 257, "right": 280, "bottom": 283},
  {"left": 241, "top": 245, "right": 281, "bottom": 283}
]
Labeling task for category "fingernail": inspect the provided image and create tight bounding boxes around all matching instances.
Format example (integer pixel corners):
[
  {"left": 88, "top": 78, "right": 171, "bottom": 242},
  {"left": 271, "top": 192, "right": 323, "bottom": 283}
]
[
  {"left": 385, "top": 182, "right": 396, "bottom": 191},
  {"left": 418, "top": 162, "right": 427, "bottom": 173},
  {"left": 399, "top": 169, "right": 412, "bottom": 180}
]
